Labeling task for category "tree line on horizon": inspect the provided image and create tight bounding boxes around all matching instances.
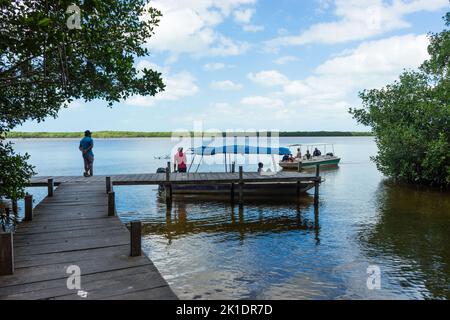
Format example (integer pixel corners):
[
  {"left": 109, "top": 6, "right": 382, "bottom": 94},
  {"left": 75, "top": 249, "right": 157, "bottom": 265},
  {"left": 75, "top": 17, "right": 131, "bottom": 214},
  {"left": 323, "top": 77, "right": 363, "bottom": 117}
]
[{"left": 6, "top": 131, "right": 373, "bottom": 138}]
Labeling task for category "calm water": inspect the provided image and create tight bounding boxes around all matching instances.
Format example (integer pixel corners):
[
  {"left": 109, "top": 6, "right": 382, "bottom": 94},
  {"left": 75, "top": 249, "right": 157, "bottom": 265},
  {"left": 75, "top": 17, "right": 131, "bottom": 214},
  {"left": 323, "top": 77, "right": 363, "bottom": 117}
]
[{"left": 9, "top": 137, "right": 450, "bottom": 300}]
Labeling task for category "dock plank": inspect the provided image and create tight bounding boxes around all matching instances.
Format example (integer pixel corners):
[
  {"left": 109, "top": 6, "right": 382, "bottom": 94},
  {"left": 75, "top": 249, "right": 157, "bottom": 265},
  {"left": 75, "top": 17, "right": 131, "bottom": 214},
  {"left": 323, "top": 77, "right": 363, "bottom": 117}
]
[{"left": 0, "top": 182, "right": 177, "bottom": 300}]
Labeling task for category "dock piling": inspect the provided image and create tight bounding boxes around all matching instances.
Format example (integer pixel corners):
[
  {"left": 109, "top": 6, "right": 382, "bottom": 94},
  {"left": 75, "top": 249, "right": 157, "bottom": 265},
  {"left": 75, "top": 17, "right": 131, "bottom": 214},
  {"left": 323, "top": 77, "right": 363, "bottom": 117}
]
[
  {"left": 230, "top": 183, "right": 235, "bottom": 203},
  {"left": 108, "top": 191, "right": 116, "bottom": 217},
  {"left": 0, "top": 232, "right": 14, "bottom": 275},
  {"left": 47, "top": 178, "right": 54, "bottom": 197},
  {"left": 314, "top": 165, "right": 320, "bottom": 207},
  {"left": 106, "top": 176, "right": 112, "bottom": 193},
  {"left": 130, "top": 221, "right": 142, "bottom": 257},
  {"left": 165, "top": 162, "right": 172, "bottom": 205},
  {"left": 238, "top": 166, "right": 244, "bottom": 204},
  {"left": 24, "top": 194, "right": 33, "bottom": 221}
]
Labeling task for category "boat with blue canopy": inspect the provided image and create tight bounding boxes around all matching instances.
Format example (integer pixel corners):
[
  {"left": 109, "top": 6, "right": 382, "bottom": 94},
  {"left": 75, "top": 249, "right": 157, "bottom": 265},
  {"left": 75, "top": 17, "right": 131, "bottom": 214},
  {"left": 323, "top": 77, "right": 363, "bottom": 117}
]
[
  {"left": 191, "top": 145, "right": 291, "bottom": 156},
  {"left": 156, "top": 144, "right": 318, "bottom": 198}
]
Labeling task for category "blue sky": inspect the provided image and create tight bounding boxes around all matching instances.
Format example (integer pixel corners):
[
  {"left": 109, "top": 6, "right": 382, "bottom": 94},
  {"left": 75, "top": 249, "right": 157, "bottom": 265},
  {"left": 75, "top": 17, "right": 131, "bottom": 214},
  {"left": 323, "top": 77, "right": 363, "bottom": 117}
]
[{"left": 19, "top": 0, "right": 449, "bottom": 132}]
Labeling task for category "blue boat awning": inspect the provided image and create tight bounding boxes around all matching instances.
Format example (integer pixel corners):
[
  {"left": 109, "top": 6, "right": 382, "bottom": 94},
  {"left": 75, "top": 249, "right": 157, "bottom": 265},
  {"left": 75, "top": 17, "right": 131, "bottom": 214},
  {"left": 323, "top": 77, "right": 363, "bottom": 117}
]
[{"left": 192, "top": 145, "right": 291, "bottom": 156}]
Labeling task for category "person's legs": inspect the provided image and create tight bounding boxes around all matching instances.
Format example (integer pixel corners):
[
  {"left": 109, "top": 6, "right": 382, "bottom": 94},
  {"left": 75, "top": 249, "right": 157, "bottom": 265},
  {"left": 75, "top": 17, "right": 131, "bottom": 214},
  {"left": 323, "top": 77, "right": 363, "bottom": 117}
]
[
  {"left": 83, "top": 156, "right": 89, "bottom": 176},
  {"left": 89, "top": 157, "right": 94, "bottom": 176},
  {"left": 86, "top": 156, "right": 94, "bottom": 176}
]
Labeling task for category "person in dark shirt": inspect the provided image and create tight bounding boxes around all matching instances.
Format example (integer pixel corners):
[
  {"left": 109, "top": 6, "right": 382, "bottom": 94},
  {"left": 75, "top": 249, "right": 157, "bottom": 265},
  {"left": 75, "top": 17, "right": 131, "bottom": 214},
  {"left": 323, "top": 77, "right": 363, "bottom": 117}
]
[
  {"left": 79, "top": 130, "right": 94, "bottom": 177},
  {"left": 313, "top": 148, "right": 322, "bottom": 157}
]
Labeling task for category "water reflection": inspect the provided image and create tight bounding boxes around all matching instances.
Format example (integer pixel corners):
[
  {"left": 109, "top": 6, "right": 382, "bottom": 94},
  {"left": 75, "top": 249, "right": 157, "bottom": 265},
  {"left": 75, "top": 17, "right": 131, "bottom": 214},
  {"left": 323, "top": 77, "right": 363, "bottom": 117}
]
[
  {"left": 359, "top": 181, "right": 450, "bottom": 299},
  {"left": 143, "top": 196, "right": 321, "bottom": 245}
]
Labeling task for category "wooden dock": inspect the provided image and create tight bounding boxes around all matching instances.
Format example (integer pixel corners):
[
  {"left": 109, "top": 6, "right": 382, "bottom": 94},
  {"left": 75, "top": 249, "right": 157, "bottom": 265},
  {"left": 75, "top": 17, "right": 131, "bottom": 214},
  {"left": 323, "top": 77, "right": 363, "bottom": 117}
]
[
  {"left": 0, "top": 181, "right": 177, "bottom": 300},
  {"left": 0, "top": 168, "right": 321, "bottom": 299},
  {"left": 27, "top": 171, "right": 320, "bottom": 186}
]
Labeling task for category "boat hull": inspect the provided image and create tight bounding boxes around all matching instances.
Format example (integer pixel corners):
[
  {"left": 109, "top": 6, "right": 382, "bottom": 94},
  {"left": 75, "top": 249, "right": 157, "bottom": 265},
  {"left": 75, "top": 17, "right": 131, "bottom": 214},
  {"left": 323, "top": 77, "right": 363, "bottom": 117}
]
[{"left": 279, "top": 156, "right": 341, "bottom": 170}]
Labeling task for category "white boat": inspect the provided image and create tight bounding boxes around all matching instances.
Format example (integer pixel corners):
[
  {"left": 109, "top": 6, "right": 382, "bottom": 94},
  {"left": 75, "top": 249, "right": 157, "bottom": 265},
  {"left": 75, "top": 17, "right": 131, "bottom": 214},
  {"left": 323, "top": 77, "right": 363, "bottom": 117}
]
[{"left": 279, "top": 144, "right": 341, "bottom": 170}]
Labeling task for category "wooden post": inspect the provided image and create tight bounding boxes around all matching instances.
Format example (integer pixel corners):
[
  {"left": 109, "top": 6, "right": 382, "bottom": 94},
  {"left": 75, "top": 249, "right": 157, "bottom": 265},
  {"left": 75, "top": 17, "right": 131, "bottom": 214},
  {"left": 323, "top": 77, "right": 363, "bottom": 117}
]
[
  {"left": 12, "top": 200, "right": 18, "bottom": 215},
  {"left": 230, "top": 183, "right": 235, "bottom": 202},
  {"left": 238, "top": 166, "right": 244, "bottom": 204},
  {"left": 166, "top": 162, "right": 172, "bottom": 205},
  {"left": 231, "top": 162, "right": 236, "bottom": 173},
  {"left": 47, "top": 178, "right": 54, "bottom": 197},
  {"left": 314, "top": 165, "right": 320, "bottom": 207},
  {"left": 106, "top": 176, "right": 112, "bottom": 193},
  {"left": 108, "top": 192, "right": 116, "bottom": 217},
  {"left": 130, "top": 221, "right": 142, "bottom": 257},
  {"left": 0, "top": 232, "right": 14, "bottom": 275},
  {"left": 24, "top": 194, "right": 33, "bottom": 221}
]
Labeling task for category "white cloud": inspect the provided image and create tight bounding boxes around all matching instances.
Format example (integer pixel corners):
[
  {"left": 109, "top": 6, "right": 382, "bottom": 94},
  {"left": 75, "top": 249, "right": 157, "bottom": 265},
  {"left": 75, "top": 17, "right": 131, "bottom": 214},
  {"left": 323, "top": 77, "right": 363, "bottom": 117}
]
[
  {"left": 145, "top": 0, "right": 256, "bottom": 58},
  {"left": 242, "top": 24, "right": 264, "bottom": 32},
  {"left": 233, "top": 8, "right": 254, "bottom": 24},
  {"left": 315, "top": 34, "right": 429, "bottom": 78},
  {"left": 210, "top": 80, "right": 243, "bottom": 91},
  {"left": 273, "top": 56, "right": 299, "bottom": 65},
  {"left": 136, "top": 60, "right": 169, "bottom": 75},
  {"left": 249, "top": 34, "right": 430, "bottom": 118},
  {"left": 266, "top": 0, "right": 448, "bottom": 49},
  {"left": 232, "top": 7, "right": 264, "bottom": 32},
  {"left": 248, "top": 70, "right": 289, "bottom": 87},
  {"left": 241, "top": 96, "right": 285, "bottom": 108},
  {"left": 127, "top": 66, "right": 199, "bottom": 106},
  {"left": 208, "top": 35, "right": 250, "bottom": 56},
  {"left": 203, "top": 62, "right": 226, "bottom": 71},
  {"left": 282, "top": 34, "right": 429, "bottom": 104}
]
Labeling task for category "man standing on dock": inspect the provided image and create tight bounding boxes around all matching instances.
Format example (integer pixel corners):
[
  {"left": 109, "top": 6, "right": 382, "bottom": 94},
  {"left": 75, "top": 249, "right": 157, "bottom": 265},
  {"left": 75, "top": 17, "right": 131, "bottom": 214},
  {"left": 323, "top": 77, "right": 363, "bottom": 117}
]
[{"left": 79, "top": 130, "right": 94, "bottom": 177}]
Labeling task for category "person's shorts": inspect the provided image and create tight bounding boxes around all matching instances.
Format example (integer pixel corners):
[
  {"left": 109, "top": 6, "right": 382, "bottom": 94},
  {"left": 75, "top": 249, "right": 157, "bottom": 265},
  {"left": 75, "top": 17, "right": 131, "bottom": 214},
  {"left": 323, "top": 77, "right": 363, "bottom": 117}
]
[{"left": 83, "top": 154, "right": 94, "bottom": 165}]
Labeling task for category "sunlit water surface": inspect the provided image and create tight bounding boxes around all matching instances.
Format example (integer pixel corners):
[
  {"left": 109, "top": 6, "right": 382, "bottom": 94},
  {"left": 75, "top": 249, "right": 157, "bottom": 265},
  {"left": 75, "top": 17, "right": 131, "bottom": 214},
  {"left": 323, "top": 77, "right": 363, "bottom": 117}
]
[{"left": 9, "top": 137, "right": 450, "bottom": 299}]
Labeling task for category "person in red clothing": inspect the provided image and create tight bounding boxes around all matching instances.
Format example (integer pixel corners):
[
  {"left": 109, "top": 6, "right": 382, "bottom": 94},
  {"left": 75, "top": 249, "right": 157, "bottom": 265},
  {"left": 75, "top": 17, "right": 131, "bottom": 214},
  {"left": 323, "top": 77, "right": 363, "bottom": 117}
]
[{"left": 174, "top": 147, "right": 187, "bottom": 173}]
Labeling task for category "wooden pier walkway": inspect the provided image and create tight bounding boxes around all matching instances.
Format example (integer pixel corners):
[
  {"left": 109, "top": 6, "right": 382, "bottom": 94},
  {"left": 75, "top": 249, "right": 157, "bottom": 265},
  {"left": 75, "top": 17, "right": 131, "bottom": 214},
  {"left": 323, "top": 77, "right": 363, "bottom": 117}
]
[
  {"left": 0, "top": 169, "right": 320, "bottom": 299},
  {"left": 27, "top": 171, "right": 320, "bottom": 186},
  {"left": 0, "top": 181, "right": 177, "bottom": 300}
]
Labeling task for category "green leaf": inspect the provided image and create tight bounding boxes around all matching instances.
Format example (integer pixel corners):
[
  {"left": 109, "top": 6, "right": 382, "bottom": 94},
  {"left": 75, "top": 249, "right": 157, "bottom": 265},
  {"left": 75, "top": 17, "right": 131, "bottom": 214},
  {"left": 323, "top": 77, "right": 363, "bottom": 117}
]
[{"left": 37, "top": 17, "right": 51, "bottom": 27}]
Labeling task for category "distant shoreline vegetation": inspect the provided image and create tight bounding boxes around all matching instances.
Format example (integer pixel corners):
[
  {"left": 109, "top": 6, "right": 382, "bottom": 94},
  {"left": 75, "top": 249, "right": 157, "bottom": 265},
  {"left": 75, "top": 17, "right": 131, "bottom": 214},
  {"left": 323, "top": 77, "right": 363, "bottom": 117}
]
[{"left": 6, "top": 131, "right": 373, "bottom": 138}]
